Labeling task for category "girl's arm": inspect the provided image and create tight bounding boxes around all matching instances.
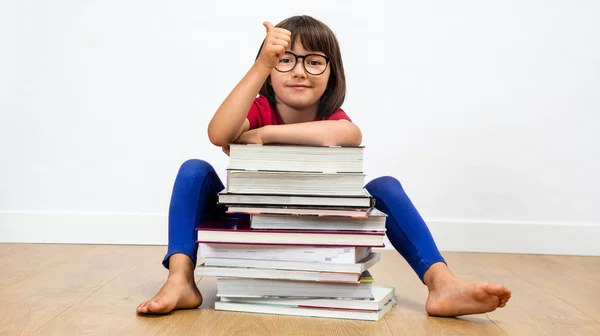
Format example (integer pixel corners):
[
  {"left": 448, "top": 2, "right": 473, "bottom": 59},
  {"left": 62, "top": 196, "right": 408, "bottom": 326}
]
[
  {"left": 237, "top": 120, "right": 363, "bottom": 147},
  {"left": 207, "top": 63, "right": 269, "bottom": 147},
  {"left": 207, "top": 22, "right": 291, "bottom": 147}
]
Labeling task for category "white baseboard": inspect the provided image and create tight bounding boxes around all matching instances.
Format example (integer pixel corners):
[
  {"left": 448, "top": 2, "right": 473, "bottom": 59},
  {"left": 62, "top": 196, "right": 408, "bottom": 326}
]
[{"left": 0, "top": 212, "right": 598, "bottom": 256}]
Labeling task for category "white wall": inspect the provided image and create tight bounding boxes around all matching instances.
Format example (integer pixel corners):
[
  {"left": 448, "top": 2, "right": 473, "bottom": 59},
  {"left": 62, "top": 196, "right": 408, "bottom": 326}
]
[{"left": 1, "top": 1, "right": 599, "bottom": 255}]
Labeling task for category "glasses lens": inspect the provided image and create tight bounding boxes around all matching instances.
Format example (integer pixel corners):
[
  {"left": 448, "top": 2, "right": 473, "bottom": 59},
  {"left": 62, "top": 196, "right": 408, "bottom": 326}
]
[
  {"left": 276, "top": 53, "right": 296, "bottom": 72},
  {"left": 304, "top": 55, "right": 328, "bottom": 75}
]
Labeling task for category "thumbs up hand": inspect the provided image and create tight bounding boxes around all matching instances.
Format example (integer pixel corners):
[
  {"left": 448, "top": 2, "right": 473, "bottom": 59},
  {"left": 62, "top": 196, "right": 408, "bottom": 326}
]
[{"left": 257, "top": 21, "right": 292, "bottom": 69}]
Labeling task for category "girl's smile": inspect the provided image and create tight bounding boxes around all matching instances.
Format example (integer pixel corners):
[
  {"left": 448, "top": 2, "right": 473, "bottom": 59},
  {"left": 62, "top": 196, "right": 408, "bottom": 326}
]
[{"left": 287, "top": 84, "right": 312, "bottom": 90}]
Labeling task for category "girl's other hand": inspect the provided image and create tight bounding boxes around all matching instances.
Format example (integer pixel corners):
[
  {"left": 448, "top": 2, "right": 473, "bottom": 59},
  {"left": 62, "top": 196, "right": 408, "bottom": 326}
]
[
  {"left": 235, "top": 127, "right": 267, "bottom": 145},
  {"left": 257, "top": 21, "right": 291, "bottom": 69},
  {"left": 221, "top": 145, "right": 230, "bottom": 156}
]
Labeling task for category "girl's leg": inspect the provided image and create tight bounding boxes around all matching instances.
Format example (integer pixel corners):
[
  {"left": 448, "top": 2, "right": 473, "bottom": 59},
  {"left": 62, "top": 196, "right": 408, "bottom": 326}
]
[
  {"left": 162, "top": 159, "right": 228, "bottom": 269},
  {"left": 364, "top": 176, "right": 445, "bottom": 281},
  {"left": 365, "top": 176, "right": 512, "bottom": 316},
  {"left": 139, "top": 159, "right": 232, "bottom": 314}
]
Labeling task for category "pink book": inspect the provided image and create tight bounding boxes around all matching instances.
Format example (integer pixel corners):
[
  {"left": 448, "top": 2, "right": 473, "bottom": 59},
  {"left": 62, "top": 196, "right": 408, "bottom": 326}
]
[{"left": 196, "top": 218, "right": 385, "bottom": 247}]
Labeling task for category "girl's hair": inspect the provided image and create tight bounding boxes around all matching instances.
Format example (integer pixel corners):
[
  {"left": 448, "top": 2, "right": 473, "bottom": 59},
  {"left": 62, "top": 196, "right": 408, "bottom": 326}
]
[{"left": 256, "top": 15, "right": 346, "bottom": 120}]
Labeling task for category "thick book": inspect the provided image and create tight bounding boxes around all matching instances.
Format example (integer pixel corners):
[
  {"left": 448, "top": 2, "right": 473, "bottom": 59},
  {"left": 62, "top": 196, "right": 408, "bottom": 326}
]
[
  {"left": 216, "top": 276, "right": 374, "bottom": 299},
  {"left": 199, "top": 244, "right": 372, "bottom": 264},
  {"left": 214, "top": 299, "right": 394, "bottom": 321},
  {"left": 250, "top": 209, "right": 387, "bottom": 231},
  {"left": 218, "top": 190, "right": 374, "bottom": 208},
  {"left": 219, "top": 285, "right": 395, "bottom": 311},
  {"left": 228, "top": 143, "right": 364, "bottom": 173},
  {"left": 196, "top": 218, "right": 385, "bottom": 247},
  {"left": 202, "top": 252, "right": 380, "bottom": 273},
  {"left": 226, "top": 170, "right": 366, "bottom": 196}
]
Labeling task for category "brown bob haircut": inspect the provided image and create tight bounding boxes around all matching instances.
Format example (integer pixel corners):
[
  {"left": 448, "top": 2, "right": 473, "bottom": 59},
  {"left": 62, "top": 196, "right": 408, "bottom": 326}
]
[{"left": 256, "top": 15, "right": 346, "bottom": 120}]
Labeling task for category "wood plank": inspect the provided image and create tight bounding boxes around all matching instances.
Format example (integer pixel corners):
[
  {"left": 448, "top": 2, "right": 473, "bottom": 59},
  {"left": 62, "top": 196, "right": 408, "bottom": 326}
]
[
  {"left": 456, "top": 252, "right": 600, "bottom": 336},
  {"left": 0, "top": 243, "right": 28, "bottom": 257},
  {"left": 548, "top": 254, "right": 600, "bottom": 275},
  {"left": 485, "top": 254, "right": 600, "bottom": 324},
  {"left": 0, "top": 244, "right": 152, "bottom": 336},
  {"left": 0, "top": 243, "right": 92, "bottom": 289},
  {"left": 369, "top": 250, "right": 506, "bottom": 335},
  {"left": 32, "top": 246, "right": 189, "bottom": 336}
]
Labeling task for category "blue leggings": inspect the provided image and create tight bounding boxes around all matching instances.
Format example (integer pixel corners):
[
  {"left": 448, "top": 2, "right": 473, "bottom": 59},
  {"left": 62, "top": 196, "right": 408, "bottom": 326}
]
[{"left": 163, "top": 159, "right": 445, "bottom": 282}]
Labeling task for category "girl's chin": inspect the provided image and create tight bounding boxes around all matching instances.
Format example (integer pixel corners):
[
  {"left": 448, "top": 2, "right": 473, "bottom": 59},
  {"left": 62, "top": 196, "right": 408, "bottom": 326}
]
[{"left": 278, "top": 97, "right": 318, "bottom": 109}]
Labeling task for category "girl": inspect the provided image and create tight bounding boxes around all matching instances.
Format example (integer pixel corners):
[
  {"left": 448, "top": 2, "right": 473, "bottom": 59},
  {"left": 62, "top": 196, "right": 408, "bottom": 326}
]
[{"left": 137, "top": 15, "right": 511, "bottom": 317}]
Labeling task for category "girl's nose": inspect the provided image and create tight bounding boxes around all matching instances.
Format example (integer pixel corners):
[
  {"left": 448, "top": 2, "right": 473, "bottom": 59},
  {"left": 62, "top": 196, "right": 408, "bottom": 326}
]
[{"left": 291, "top": 61, "right": 307, "bottom": 77}]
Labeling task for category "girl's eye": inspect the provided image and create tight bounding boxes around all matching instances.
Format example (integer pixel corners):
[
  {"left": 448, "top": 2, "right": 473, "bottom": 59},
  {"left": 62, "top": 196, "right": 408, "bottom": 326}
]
[
  {"left": 309, "top": 61, "right": 322, "bottom": 66},
  {"left": 279, "top": 59, "right": 292, "bottom": 63}
]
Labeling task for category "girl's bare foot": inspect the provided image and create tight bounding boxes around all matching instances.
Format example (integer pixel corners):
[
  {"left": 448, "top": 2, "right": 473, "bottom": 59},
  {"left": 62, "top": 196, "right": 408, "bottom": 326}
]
[
  {"left": 137, "top": 253, "right": 203, "bottom": 314},
  {"left": 137, "top": 274, "right": 203, "bottom": 314},
  {"left": 423, "top": 262, "right": 512, "bottom": 317}
]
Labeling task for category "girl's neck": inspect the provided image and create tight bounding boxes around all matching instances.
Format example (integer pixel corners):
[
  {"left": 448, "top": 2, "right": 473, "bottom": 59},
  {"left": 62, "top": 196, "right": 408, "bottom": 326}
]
[{"left": 275, "top": 101, "right": 318, "bottom": 124}]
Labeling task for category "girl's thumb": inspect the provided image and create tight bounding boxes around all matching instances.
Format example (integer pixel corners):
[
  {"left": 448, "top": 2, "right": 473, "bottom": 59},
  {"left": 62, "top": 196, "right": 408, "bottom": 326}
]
[{"left": 263, "top": 21, "right": 274, "bottom": 33}]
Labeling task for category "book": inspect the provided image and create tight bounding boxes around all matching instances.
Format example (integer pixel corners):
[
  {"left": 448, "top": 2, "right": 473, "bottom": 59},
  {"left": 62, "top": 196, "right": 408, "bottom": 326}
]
[
  {"left": 214, "top": 299, "right": 394, "bottom": 321},
  {"left": 196, "top": 218, "right": 385, "bottom": 247},
  {"left": 199, "top": 244, "right": 372, "bottom": 264},
  {"left": 226, "top": 170, "right": 366, "bottom": 196},
  {"left": 218, "top": 190, "right": 374, "bottom": 208},
  {"left": 226, "top": 205, "right": 372, "bottom": 217},
  {"left": 216, "top": 276, "right": 374, "bottom": 299},
  {"left": 249, "top": 209, "right": 387, "bottom": 231},
  {"left": 196, "top": 265, "right": 372, "bottom": 283},
  {"left": 228, "top": 143, "right": 364, "bottom": 173},
  {"left": 219, "top": 285, "right": 395, "bottom": 311},
  {"left": 202, "top": 252, "right": 380, "bottom": 273}
]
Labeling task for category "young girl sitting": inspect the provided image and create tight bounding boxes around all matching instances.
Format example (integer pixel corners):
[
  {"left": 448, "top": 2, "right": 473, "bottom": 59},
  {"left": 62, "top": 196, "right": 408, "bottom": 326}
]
[{"left": 137, "top": 15, "right": 511, "bottom": 317}]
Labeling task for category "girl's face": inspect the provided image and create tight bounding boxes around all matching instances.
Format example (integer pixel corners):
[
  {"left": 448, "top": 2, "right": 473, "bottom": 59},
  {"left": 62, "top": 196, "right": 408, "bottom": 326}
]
[{"left": 269, "top": 39, "right": 331, "bottom": 111}]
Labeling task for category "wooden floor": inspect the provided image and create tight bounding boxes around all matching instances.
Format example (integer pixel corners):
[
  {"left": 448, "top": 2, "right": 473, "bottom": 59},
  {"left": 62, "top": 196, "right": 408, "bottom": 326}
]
[{"left": 0, "top": 244, "right": 598, "bottom": 336}]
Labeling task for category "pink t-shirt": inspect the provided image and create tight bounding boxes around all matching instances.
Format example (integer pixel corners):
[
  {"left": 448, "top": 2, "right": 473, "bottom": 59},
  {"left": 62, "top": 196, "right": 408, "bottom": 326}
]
[{"left": 246, "top": 95, "right": 352, "bottom": 130}]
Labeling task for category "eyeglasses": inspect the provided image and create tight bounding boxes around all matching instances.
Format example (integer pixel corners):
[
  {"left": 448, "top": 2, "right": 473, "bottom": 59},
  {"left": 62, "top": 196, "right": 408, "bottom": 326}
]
[{"left": 275, "top": 51, "right": 331, "bottom": 76}]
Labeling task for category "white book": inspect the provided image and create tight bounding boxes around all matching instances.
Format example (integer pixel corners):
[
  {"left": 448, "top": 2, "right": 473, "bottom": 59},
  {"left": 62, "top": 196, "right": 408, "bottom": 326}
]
[
  {"left": 199, "top": 244, "right": 371, "bottom": 264},
  {"left": 214, "top": 299, "right": 394, "bottom": 321},
  {"left": 250, "top": 209, "right": 387, "bottom": 231},
  {"left": 220, "top": 285, "right": 395, "bottom": 311},
  {"left": 196, "top": 224, "right": 385, "bottom": 247},
  {"left": 203, "top": 252, "right": 380, "bottom": 273},
  {"left": 217, "top": 278, "right": 374, "bottom": 299},
  {"left": 218, "top": 190, "right": 373, "bottom": 208},
  {"left": 228, "top": 144, "right": 364, "bottom": 173},
  {"left": 196, "top": 265, "right": 369, "bottom": 283},
  {"left": 226, "top": 170, "right": 366, "bottom": 196}
]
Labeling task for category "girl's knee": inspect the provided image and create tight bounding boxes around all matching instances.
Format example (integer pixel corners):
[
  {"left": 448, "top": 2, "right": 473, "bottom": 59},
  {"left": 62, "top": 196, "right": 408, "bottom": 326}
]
[
  {"left": 178, "top": 159, "right": 215, "bottom": 179},
  {"left": 365, "top": 176, "right": 402, "bottom": 194}
]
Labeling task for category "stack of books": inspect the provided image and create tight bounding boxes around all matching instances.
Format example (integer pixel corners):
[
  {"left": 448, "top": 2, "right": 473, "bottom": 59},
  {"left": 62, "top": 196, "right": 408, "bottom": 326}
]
[{"left": 195, "top": 144, "right": 395, "bottom": 321}]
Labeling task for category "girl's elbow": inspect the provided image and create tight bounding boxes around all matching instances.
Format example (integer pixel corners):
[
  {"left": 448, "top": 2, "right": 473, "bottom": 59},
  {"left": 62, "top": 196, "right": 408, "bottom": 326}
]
[
  {"left": 348, "top": 124, "right": 363, "bottom": 146},
  {"left": 210, "top": 138, "right": 227, "bottom": 147},
  {"left": 346, "top": 134, "right": 362, "bottom": 147},
  {"left": 207, "top": 129, "right": 227, "bottom": 147},
  {"left": 325, "top": 124, "right": 362, "bottom": 147}
]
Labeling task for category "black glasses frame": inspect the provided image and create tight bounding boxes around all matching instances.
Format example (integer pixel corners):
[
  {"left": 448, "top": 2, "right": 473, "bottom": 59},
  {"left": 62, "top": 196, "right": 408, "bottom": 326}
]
[{"left": 274, "top": 51, "right": 331, "bottom": 76}]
